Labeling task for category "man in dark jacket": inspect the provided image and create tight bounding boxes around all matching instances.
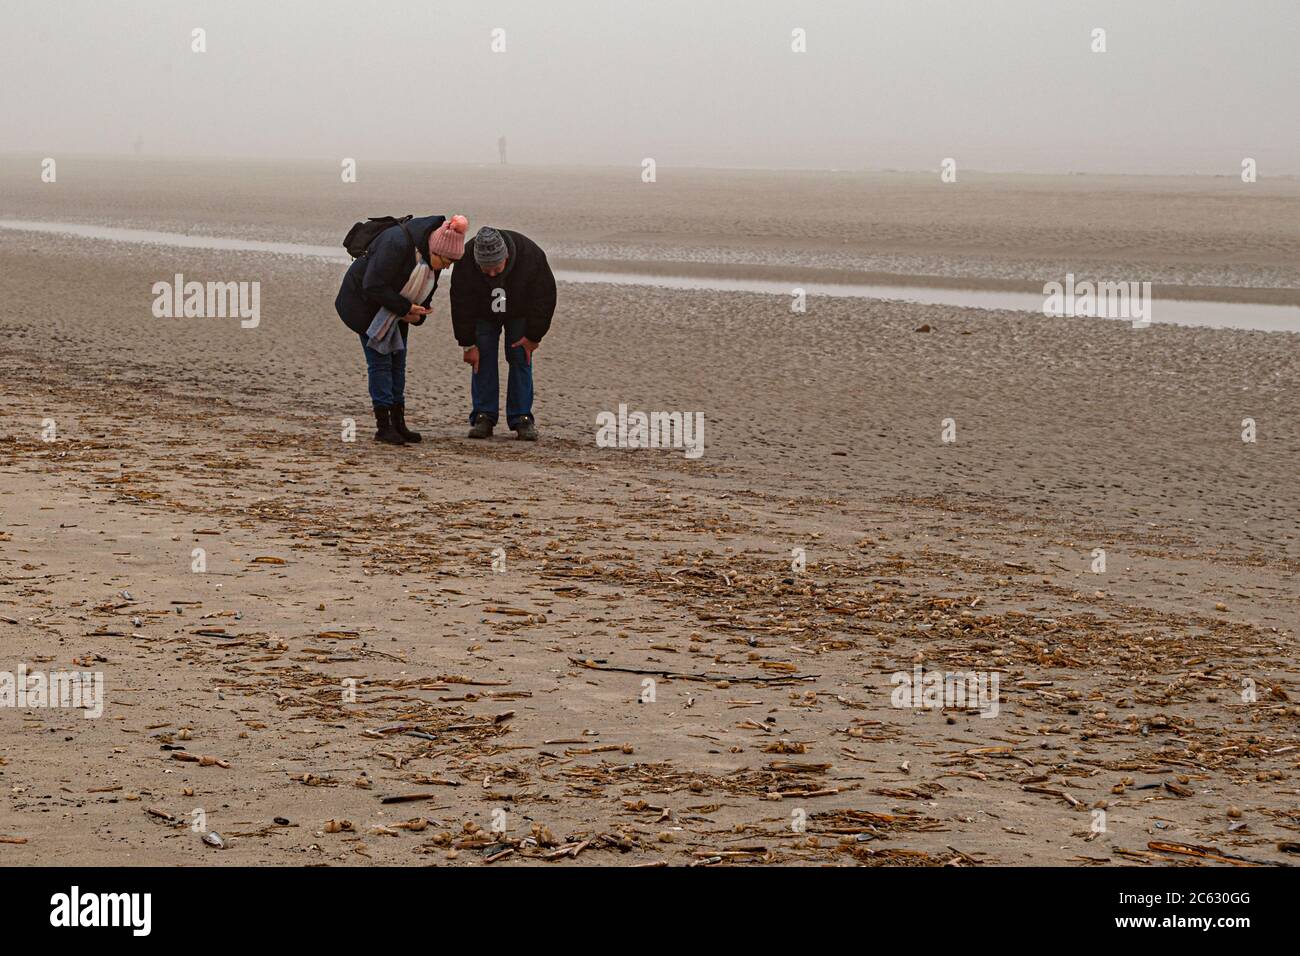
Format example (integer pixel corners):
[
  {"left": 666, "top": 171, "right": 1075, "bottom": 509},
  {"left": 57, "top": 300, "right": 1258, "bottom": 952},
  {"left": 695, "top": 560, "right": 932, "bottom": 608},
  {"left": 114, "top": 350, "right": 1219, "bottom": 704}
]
[
  {"left": 335, "top": 214, "right": 466, "bottom": 444},
  {"left": 451, "top": 227, "right": 556, "bottom": 441}
]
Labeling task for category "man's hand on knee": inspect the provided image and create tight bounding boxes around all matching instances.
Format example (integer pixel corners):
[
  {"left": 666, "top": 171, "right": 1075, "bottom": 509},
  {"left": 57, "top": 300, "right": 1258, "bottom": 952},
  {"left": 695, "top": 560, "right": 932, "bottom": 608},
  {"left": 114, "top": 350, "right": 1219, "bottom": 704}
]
[{"left": 510, "top": 337, "right": 538, "bottom": 365}]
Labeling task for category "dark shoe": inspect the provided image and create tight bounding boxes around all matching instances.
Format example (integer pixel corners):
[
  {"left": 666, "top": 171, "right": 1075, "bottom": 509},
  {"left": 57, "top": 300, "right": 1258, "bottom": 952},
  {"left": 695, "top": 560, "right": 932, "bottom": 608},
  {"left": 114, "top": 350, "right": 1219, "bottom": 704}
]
[
  {"left": 391, "top": 403, "right": 421, "bottom": 443},
  {"left": 373, "top": 405, "right": 406, "bottom": 445},
  {"left": 513, "top": 416, "right": 538, "bottom": 442},
  {"left": 467, "top": 413, "right": 494, "bottom": 439}
]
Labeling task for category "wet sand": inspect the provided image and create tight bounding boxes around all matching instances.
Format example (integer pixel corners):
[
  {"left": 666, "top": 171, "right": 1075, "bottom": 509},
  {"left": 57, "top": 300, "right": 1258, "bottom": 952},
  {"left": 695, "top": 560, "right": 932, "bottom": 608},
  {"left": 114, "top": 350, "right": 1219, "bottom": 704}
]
[
  {"left": 0, "top": 160, "right": 1297, "bottom": 866},
  {"left": 4, "top": 155, "right": 1298, "bottom": 290}
]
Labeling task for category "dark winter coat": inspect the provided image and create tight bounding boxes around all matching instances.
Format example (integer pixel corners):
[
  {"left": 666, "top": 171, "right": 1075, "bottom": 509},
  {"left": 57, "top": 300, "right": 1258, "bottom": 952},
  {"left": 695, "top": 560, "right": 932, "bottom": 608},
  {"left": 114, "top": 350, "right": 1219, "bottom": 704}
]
[
  {"left": 449, "top": 230, "right": 556, "bottom": 347},
  {"left": 335, "top": 215, "right": 446, "bottom": 336}
]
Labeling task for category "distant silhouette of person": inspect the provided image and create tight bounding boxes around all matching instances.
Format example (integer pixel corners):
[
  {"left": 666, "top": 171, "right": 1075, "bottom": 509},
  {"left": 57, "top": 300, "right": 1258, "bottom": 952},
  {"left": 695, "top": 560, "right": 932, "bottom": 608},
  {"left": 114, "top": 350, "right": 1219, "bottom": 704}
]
[{"left": 498, "top": 135, "right": 507, "bottom": 165}]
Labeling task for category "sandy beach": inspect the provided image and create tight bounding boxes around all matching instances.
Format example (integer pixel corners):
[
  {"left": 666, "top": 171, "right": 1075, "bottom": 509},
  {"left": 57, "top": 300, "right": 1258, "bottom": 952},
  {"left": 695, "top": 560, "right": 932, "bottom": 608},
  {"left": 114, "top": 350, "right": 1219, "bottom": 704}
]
[{"left": 1, "top": 159, "right": 1297, "bottom": 867}]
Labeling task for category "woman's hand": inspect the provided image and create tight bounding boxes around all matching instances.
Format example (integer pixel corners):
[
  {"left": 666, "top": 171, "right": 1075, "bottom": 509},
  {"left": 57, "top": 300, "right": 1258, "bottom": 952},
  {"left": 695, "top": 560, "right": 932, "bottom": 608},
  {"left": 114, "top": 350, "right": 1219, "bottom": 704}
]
[{"left": 401, "top": 305, "right": 431, "bottom": 323}]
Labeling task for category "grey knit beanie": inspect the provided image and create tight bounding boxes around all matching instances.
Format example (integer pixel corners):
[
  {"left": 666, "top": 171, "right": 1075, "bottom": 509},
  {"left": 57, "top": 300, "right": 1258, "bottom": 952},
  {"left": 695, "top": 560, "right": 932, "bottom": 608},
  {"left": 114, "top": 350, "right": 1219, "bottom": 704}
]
[{"left": 473, "top": 227, "right": 508, "bottom": 267}]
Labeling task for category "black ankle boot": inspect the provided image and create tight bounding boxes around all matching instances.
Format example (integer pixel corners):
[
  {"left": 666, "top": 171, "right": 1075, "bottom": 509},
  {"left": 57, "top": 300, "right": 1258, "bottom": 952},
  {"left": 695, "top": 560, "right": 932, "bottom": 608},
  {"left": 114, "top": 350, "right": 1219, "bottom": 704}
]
[
  {"left": 373, "top": 405, "right": 406, "bottom": 445},
  {"left": 391, "top": 403, "right": 421, "bottom": 443}
]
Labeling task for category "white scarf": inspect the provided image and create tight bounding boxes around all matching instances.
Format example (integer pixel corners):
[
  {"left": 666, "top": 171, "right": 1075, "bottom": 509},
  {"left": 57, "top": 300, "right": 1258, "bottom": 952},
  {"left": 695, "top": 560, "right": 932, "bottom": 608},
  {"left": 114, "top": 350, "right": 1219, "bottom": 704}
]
[{"left": 365, "top": 258, "right": 437, "bottom": 354}]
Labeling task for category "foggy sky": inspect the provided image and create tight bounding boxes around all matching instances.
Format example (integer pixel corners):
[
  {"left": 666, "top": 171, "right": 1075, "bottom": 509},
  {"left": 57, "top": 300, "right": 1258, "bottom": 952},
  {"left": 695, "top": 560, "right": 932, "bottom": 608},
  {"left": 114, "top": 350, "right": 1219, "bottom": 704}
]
[{"left": 3, "top": 0, "right": 1297, "bottom": 174}]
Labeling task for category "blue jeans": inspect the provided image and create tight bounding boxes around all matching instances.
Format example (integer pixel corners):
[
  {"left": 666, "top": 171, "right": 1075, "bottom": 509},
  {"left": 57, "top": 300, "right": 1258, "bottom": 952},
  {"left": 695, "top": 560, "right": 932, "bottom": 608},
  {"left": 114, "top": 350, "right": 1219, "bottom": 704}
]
[
  {"left": 359, "top": 332, "right": 407, "bottom": 408},
  {"left": 470, "top": 316, "right": 533, "bottom": 428}
]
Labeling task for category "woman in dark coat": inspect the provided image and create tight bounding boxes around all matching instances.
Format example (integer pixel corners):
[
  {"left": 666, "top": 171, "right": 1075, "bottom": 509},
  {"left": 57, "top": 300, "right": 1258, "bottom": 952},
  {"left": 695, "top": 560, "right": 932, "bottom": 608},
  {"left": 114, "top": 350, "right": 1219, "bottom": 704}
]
[{"left": 335, "top": 214, "right": 467, "bottom": 444}]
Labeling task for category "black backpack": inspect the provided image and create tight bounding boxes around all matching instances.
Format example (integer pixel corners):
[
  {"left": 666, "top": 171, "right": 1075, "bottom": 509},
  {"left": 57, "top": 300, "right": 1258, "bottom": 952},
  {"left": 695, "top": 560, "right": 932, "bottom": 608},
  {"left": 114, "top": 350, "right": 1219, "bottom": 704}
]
[{"left": 343, "top": 215, "right": 416, "bottom": 259}]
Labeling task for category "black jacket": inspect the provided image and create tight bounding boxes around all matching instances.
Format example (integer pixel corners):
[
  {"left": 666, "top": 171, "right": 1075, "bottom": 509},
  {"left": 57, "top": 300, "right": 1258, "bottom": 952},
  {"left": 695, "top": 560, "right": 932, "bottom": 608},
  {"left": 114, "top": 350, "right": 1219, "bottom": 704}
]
[
  {"left": 449, "top": 230, "right": 556, "bottom": 347},
  {"left": 335, "top": 214, "right": 446, "bottom": 335}
]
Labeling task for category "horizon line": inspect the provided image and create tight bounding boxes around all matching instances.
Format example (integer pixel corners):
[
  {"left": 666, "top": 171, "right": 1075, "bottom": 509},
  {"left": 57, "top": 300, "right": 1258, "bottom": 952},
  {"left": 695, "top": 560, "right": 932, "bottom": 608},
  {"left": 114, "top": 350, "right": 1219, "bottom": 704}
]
[{"left": 2, "top": 151, "right": 1296, "bottom": 180}]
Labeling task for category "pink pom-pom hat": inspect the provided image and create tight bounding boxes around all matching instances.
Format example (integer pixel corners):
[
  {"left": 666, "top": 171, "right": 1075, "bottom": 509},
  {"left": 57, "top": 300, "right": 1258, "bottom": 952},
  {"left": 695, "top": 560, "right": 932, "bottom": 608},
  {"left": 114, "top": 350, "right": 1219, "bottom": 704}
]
[{"left": 428, "top": 215, "right": 468, "bottom": 261}]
